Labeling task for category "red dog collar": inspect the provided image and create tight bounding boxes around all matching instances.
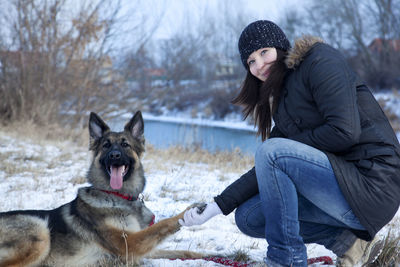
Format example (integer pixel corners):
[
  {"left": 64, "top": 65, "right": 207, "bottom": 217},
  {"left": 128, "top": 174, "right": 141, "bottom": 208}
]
[
  {"left": 100, "top": 189, "right": 136, "bottom": 201},
  {"left": 100, "top": 190, "right": 155, "bottom": 226}
]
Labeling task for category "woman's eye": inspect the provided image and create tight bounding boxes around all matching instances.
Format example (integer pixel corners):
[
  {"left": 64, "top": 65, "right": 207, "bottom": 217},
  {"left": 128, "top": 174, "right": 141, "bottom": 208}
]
[
  {"left": 248, "top": 60, "right": 255, "bottom": 66},
  {"left": 261, "top": 49, "right": 267, "bottom": 55}
]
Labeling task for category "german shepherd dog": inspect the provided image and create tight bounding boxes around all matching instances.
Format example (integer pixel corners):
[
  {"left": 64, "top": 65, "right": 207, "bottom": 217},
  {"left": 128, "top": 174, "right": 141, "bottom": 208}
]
[{"left": 0, "top": 111, "right": 202, "bottom": 266}]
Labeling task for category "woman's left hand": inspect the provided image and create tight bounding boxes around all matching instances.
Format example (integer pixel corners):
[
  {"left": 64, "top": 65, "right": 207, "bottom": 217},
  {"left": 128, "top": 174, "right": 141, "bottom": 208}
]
[{"left": 179, "top": 202, "right": 222, "bottom": 226}]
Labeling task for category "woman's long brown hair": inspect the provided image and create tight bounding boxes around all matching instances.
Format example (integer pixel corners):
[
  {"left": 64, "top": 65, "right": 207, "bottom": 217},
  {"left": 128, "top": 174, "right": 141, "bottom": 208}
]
[{"left": 232, "top": 49, "right": 288, "bottom": 141}]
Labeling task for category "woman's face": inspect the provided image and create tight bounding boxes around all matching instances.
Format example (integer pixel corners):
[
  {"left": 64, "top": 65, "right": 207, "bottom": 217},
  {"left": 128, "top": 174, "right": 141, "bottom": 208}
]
[{"left": 247, "top": 47, "right": 277, "bottom": 82}]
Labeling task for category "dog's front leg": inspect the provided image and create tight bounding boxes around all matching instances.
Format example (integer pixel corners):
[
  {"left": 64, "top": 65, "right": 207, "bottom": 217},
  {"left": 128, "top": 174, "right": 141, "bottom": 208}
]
[{"left": 102, "top": 209, "right": 186, "bottom": 261}]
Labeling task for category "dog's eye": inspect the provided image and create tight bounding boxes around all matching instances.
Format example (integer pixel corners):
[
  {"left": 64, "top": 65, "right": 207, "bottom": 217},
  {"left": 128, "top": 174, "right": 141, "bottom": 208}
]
[
  {"left": 103, "top": 142, "right": 111, "bottom": 149},
  {"left": 121, "top": 142, "right": 130, "bottom": 148}
]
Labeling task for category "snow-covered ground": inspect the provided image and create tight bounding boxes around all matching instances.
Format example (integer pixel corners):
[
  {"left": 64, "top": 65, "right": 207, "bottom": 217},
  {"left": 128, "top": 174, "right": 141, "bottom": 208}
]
[
  {"left": 0, "top": 126, "right": 399, "bottom": 267},
  {"left": 0, "top": 90, "right": 399, "bottom": 266}
]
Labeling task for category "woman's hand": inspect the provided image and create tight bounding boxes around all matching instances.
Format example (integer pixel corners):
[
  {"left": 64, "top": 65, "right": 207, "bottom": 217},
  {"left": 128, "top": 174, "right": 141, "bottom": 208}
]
[{"left": 179, "top": 202, "right": 222, "bottom": 226}]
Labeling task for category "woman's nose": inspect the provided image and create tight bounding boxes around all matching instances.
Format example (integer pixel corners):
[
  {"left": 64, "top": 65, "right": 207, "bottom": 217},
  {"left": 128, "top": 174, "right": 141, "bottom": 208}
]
[{"left": 255, "top": 59, "right": 264, "bottom": 71}]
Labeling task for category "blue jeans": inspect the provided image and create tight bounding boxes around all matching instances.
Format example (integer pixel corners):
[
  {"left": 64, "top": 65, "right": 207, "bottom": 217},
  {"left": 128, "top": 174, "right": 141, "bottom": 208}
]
[{"left": 235, "top": 138, "right": 365, "bottom": 267}]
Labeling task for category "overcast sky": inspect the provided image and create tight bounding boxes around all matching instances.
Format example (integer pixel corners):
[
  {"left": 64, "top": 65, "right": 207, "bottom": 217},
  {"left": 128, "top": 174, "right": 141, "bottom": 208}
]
[{"left": 131, "top": 0, "right": 301, "bottom": 39}]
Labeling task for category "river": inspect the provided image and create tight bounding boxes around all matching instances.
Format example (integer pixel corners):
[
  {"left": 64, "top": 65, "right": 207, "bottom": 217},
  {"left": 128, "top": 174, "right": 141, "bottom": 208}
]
[{"left": 112, "top": 114, "right": 262, "bottom": 155}]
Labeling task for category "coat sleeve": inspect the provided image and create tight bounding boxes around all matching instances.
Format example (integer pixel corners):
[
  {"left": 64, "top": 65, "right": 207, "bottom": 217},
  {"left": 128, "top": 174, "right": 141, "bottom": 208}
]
[
  {"left": 289, "top": 47, "right": 361, "bottom": 152},
  {"left": 270, "top": 125, "right": 285, "bottom": 138},
  {"left": 213, "top": 127, "right": 284, "bottom": 215},
  {"left": 214, "top": 167, "right": 258, "bottom": 215}
]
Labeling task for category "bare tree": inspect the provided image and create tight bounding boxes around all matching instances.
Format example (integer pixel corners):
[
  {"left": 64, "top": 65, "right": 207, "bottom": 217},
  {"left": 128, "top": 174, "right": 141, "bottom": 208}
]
[
  {"left": 279, "top": 0, "right": 400, "bottom": 89},
  {"left": 280, "top": 9, "right": 307, "bottom": 43},
  {"left": 0, "top": 0, "right": 164, "bottom": 126},
  {"left": 145, "top": 1, "right": 247, "bottom": 117}
]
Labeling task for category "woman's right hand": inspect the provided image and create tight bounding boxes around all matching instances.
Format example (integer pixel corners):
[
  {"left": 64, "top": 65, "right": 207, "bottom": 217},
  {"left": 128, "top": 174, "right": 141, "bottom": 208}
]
[{"left": 179, "top": 202, "right": 222, "bottom": 226}]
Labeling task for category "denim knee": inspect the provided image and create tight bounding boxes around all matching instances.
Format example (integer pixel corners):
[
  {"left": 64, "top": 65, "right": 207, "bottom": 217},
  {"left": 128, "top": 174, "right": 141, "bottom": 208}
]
[
  {"left": 235, "top": 197, "right": 265, "bottom": 238},
  {"left": 255, "top": 138, "right": 290, "bottom": 169},
  {"left": 255, "top": 138, "right": 282, "bottom": 161},
  {"left": 235, "top": 204, "right": 249, "bottom": 235}
]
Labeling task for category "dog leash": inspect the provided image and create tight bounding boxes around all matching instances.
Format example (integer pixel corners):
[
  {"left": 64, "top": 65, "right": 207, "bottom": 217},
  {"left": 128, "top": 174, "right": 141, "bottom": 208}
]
[{"left": 170, "top": 255, "right": 333, "bottom": 266}]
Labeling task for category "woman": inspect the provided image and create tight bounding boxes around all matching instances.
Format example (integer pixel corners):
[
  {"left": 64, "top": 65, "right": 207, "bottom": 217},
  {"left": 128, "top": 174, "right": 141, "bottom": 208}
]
[{"left": 179, "top": 20, "right": 400, "bottom": 267}]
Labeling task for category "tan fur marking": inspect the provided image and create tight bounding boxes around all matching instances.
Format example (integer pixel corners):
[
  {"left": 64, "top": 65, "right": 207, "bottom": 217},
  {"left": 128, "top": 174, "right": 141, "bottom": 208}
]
[
  {"left": 104, "top": 216, "right": 141, "bottom": 232},
  {"left": 132, "top": 152, "right": 141, "bottom": 169},
  {"left": 148, "top": 249, "right": 204, "bottom": 259},
  {"left": 101, "top": 211, "right": 185, "bottom": 262},
  {"left": 0, "top": 223, "right": 50, "bottom": 267}
]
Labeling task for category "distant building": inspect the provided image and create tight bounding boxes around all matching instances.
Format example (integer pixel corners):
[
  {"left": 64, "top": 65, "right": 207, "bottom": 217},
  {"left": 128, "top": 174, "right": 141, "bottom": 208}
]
[
  {"left": 144, "top": 68, "right": 167, "bottom": 80},
  {"left": 368, "top": 38, "right": 400, "bottom": 53},
  {"left": 364, "top": 38, "right": 400, "bottom": 88},
  {"left": 215, "top": 56, "right": 240, "bottom": 80}
]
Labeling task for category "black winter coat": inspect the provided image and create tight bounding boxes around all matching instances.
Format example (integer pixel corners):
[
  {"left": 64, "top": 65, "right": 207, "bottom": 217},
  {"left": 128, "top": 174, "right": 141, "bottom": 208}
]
[{"left": 215, "top": 36, "right": 400, "bottom": 240}]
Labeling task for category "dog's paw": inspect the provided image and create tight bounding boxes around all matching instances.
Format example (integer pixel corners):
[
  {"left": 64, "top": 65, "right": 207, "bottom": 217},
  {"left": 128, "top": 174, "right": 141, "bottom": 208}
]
[
  {"left": 189, "top": 202, "right": 207, "bottom": 214},
  {"left": 175, "top": 203, "right": 208, "bottom": 224},
  {"left": 175, "top": 203, "right": 204, "bottom": 221},
  {"left": 187, "top": 202, "right": 207, "bottom": 212}
]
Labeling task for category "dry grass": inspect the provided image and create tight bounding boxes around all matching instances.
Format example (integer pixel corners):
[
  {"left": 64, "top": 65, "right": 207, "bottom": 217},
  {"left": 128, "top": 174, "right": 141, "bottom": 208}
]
[
  {"left": 0, "top": 120, "right": 253, "bottom": 191},
  {"left": 372, "top": 217, "right": 400, "bottom": 267},
  {"left": 0, "top": 120, "right": 89, "bottom": 147},
  {"left": 0, "top": 121, "right": 88, "bottom": 188},
  {"left": 1, "top": 119, "right": 254, "bottom": 174},
  {"left": 0, "top": 151, "right": 40, "bottom": 175},
  {"left": 373, "top": 233, "right": 400, "bottom": 267},
  {"left": 229, "top": 248, "right": 252, "bottom": 262},
  {"left": 144, "top": 145, "right": 254, "bottom": 174},
  {"left": 93, "top": 256, "right": 138, "bottom": 267}
]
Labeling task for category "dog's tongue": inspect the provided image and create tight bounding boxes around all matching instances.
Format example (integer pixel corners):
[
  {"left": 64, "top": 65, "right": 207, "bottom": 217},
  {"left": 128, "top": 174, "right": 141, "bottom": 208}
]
[{"left": 110, "top": 165, "right": 124, "bottom": 189}]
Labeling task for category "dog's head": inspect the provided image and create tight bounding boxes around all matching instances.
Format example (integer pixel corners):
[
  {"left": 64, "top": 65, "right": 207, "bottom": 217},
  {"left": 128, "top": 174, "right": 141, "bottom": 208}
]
[{"left": 87, "top": 111, "right": 146, "bottom": 196}]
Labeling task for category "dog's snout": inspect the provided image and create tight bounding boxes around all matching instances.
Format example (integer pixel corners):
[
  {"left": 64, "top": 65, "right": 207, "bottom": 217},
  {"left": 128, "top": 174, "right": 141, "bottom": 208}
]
[{"left": 109, "top": 150, "right": 121, "bottom": 160}]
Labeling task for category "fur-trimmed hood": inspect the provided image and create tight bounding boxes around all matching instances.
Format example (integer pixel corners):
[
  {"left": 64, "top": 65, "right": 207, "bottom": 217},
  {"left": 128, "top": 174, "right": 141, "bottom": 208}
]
[{"left": 285, "top": 35, "right": 324, "bottom": 69}]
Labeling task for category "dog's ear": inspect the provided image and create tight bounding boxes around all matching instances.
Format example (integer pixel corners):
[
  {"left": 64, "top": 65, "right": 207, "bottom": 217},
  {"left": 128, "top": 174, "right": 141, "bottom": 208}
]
[
  {"left": 89, "top": 112, "right": 110, "bottom": 141},
  {"left": 124, "top": 111, "right": 144, "bottom": 140}
]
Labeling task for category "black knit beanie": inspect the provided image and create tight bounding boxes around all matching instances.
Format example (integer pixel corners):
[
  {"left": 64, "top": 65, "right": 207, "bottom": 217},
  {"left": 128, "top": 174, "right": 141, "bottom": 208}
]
[{"left": 238, "top": 20, "right": 291, "bottom": 69}]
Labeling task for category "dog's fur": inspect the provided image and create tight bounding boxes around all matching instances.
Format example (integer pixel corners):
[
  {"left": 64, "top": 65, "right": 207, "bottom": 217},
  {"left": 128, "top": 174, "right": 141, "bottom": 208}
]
[{"left": 0, "top": 111, "right": 201, "bottom": 266}]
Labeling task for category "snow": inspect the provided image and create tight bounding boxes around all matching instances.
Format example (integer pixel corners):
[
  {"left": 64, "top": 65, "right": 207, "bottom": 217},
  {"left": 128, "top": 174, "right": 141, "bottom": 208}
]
[
  {"left": 1, "top": 89, "right": 400, "bottom": 267},
  {"left": 374, "top": 91, "right": 400, "bottom": 118},
  {"left": 1, "top": 129, "right": 399, "bottom": 267},
  {"left": 0, "top": 136, "right": 89, "bottom": 211},
  {"left": 140, "top": 113, "right": 256, "bottom": 132}
]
